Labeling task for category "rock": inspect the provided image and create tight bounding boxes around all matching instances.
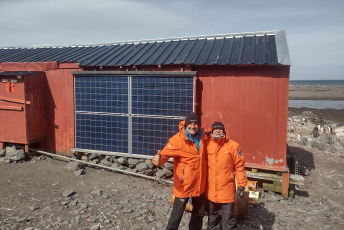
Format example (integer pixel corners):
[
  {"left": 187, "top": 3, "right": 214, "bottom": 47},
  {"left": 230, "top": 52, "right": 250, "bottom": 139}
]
[
  {"left": 122, "top": 208, "right": 133, "bottom": 213},
  {"left": 101, "top": 194, "right": 110, "bottom": 199},
  {"left": 156, "top": 169, "right": 166, "bottom": 178},
  {"left": 147, "top": 215, "right": 155, "bottom": 222},
  {"left": 62, "top": 189, "right": 75, "bottom": 198},
  {"left": 164, "top": 162, "right": 174, "bottom": 170},
  {"left": 100, "top": 159, "right": 112, "bottom": 167},
  {"left": 145, "top": 159, "right": 155, "bottom": 169},
  {"left": 89, "top": 153, "right": 99, "bottom": 161},
  {"left": 116, "top": 157, "right": 127, "bottom": 166},
  {"left": 155, "top": 168, "right": 173, "bottom": 179},
  {"left": 74, "top": 169, "right": 85, "bottom": 176},
  {"left": 145, "top": 169, "right": 156, "bottom": 176},
  {"left": 136, "top": 162, "right": 148, "bottom": 172},
  {"left": 90, "top": 159, "right": 99, "bottom": 164},
  {"left": 28, "top": 205, "right": 39, "bottom": 211},
  {"left": 162, "top": 168, "right": 173, "bottom": 178},
  {"left": 128, "top": 158, "right": 140, "bottom": 166},
  {"left": 91, "top": 188, "right": 102, "bottom": 196},
  {"left": 90, "top": 224, "right": 100, "bottom": 230},
  {"left": 6, "top": 149, "right": 26, "bottom": 162},
  {"left": 66, "top": 162, "right": 80, "bottom": 171},
  {"left": 5, "top": 146, "right": 16, "bottom": 155}
]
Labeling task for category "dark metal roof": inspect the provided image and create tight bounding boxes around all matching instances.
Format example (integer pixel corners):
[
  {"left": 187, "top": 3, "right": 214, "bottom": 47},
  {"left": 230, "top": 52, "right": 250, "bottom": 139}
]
[{"left": 0, "top": 30, "right": 290, "bottom": 67}]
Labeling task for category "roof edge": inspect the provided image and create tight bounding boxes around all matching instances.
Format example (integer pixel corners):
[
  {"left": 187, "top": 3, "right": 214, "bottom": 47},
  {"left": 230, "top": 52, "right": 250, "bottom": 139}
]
[
  {"left": 275, "top": 30, "right": 291, "bottom": 66},
  {"left": 0, "top": 30, "right": 285, "bottom": 49}
]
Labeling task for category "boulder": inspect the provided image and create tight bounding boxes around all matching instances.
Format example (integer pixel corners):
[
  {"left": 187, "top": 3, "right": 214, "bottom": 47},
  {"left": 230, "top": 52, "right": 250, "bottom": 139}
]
[
  {"left": 144, "top": 159, "right": 155, "bottom": 169},
  {"left": 116, "top": 157, "right": 127, "bottom": 166},
  {"left": 128, "top": 158, "right": 140, "bottom": 166},
  {"left": 6, "top": 149, "right": 26, "bottom": 162},
  {"left": 100, "top": 159, "right": 112, "bottom": 167},
  {"left": 136, "top": 162, "right": 148, "bottom": 172}
]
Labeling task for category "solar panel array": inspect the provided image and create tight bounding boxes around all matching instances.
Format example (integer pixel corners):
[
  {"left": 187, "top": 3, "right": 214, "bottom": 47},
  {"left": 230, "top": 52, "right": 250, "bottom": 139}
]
[{"left": 74, "top": 75, "right": 194, "bottom": 156}]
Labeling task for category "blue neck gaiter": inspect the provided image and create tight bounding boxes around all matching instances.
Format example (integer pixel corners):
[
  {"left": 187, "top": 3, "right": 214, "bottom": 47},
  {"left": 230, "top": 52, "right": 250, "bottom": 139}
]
[{"left": 185, "top": 128, "right": 203, "bottom": 152}]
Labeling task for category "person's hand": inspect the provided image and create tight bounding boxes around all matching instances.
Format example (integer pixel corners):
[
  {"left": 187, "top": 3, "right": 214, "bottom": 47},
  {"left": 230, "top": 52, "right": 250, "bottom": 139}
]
[
  {"left": 235, "top": 187, "right": 245, "bottom": 200},
  {"left": 152, "top": 150, "right": 161, "bottom": 166}
]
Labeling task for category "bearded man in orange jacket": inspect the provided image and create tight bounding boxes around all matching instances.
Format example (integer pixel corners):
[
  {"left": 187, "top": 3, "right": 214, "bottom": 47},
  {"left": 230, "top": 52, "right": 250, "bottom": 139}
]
[
  {"left": 205, "top": 121, "right": 247, "bottom": 230},
  {"left": 152, "top": 112, "right": 207, "bottom": 230}
]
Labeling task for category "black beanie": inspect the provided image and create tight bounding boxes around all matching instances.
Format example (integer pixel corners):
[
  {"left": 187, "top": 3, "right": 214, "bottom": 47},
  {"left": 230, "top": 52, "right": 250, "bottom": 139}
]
[
  {"left": 185, "top": 112, "right": 199, "bottom": 126},
  {"left": 212, "top": 121, "right": 225, "bottom": 131}
]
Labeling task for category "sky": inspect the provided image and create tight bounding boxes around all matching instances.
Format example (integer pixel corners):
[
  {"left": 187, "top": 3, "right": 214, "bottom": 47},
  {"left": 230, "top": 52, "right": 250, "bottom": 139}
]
[{"left": 0, "top": 0, "right": 343, "bottom": 80}]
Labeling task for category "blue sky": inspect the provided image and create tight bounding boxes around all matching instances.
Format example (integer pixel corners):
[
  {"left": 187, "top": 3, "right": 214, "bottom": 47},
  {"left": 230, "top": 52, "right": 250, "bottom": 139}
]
[{"left": 0, "top": 0, "right": 343, "bottom": 80}]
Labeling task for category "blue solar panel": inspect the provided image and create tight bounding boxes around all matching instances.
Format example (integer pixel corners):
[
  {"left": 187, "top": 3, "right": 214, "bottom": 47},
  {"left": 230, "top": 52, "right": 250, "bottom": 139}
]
[
  {"left": 75, "top": 76, "right": 128, "bottom": 113},
  {"left": 75, "top": 113, "right": 128, "bottom": 152},
  {"left": 132, "top": 117, "right": 181, "bottom": 155},
  {"left": 132, "top": 76, "right": 194, "bottom": 116},
  {"left": 74, "top": 75, "right": 194, "bottom": 156}
]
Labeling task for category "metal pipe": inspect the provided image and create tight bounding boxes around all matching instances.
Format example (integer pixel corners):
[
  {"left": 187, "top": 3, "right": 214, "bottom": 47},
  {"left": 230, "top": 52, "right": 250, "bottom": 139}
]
[{"left": 28, "top": 148, "right": 173, "bottom": 185}]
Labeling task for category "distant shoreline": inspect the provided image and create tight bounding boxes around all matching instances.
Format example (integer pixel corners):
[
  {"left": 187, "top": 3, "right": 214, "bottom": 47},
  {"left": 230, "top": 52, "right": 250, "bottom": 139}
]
[{"left": 289, "top": 85, "right": 344, "bottom": 100}]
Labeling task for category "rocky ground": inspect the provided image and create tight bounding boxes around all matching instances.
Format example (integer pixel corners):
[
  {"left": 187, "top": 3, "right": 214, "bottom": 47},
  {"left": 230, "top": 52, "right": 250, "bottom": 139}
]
[{"left": 1, "top": 110, "right": 344, "bottom": 230}]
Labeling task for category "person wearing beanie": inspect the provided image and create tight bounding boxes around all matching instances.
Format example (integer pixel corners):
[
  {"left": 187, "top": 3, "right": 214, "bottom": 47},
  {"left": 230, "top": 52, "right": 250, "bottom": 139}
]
[
  {"left": 205, "top": 121, "right": 247, "bottom": 230},
  {"left": 152, "top": 112, "right": 207, "bottom": 230}
]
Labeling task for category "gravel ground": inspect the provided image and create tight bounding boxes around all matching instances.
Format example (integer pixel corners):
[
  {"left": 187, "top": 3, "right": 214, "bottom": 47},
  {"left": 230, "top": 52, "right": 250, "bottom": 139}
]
[
  {"left": 1, "top": 110, "right": 344, "bottom": 230},
  {"left": 1, "top": 148, "right": 344, "bottom": 230}
]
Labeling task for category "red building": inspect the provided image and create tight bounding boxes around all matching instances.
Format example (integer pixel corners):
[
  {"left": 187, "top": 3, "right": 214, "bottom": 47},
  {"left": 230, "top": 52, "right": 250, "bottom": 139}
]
[{"left": 0, "top": 30, "right": 291, "bottom": 196}]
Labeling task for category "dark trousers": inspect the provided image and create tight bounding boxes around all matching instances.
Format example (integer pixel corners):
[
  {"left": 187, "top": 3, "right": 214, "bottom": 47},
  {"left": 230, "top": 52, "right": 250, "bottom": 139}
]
[
  {"left": 207, "top": 200, "right": 237, "bottom": 230},
  {"left": 166, "top": 193, "right": 206, "bottom": 230}
]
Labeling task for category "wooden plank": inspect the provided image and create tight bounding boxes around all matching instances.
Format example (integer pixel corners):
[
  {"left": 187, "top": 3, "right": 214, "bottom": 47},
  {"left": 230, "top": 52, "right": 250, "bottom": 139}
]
[
  {"left": 0, "top": 105, "right": 23, "bottom": 111},
  {"left": 0, "top": 96, "right": 30, "bottom": 104}
]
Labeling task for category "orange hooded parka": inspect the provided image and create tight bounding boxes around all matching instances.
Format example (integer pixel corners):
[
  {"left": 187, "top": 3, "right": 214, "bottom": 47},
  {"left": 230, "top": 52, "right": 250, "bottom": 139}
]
[
  {"left": 205, "top": 132, "right": 247, "bottom": 203},
  {"left": 157, "top": 120, "right": 207, "bottom": 198}
]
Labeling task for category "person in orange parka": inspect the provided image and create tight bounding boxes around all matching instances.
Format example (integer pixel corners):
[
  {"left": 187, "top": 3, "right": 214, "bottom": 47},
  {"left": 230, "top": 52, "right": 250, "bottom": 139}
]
[
  {"left": 152, "top": 112, "right": 207, "bottom": 230},
  {"left": 205, "top": 121, "right": 247, "bottom": 230}
]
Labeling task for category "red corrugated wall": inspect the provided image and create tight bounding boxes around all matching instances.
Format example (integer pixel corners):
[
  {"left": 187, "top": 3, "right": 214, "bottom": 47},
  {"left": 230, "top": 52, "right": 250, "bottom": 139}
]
[
  {"left": 43, "top": 67, "right": 81, "bottom": 155},
  {"left": 25, "top": 72, "right": 47, "bottom": 143},
  {"left": 195, "top": 65, "right": 289, "bottom": 171}
]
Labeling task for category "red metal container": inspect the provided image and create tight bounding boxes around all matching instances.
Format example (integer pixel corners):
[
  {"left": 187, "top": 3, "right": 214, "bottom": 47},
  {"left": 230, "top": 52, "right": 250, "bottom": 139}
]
[{"left": 0, "top": 71, "right": 47, "bottom": 151}]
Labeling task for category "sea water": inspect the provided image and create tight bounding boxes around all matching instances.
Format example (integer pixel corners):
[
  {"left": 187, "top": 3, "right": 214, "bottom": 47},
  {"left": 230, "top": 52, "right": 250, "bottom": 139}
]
[
  {"left": 289, "top": 80, "right": 344, "bottom": 86},
  {"left": 288, "top": 100, "right": 344, "bottom": 109},
  {"left": 289, "top": 80, "right": 344, "bottom": 109}
]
